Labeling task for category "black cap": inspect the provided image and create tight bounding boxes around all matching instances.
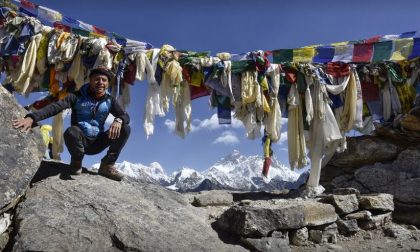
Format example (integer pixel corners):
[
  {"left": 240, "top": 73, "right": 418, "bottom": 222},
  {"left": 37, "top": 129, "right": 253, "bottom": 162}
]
[{"left": 89, "top": 67, "right": 112, "bottom": 81}]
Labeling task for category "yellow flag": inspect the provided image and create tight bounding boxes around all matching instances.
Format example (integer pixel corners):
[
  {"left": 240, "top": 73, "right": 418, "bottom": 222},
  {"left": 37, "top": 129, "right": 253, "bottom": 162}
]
[
  {"left": 390, "top": 38, "right": 414, "bottom": 61},
  {"left": 293, "top": 47, "right": 316, "bottom": 63}
]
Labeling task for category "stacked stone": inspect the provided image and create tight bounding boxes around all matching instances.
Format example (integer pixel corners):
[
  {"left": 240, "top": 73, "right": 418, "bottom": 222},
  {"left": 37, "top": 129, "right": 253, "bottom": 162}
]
[
  {"left": 325, "top": 188, "right": 394, "bottom": 235},
  {"left": 197, "top": 188, "right": 396, "bottom": 251}
]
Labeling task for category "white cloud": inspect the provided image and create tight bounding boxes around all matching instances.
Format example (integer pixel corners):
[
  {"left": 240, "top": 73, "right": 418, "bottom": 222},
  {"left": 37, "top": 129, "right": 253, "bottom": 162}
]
[
  {"left": 275, "top": 131, "right": 288, "bottom": 145},
  {"left": 165, "top": 113, "right": 244, "bottom": 133},
  {"left": 164, "top": 119, "right": 176, "bottom": 132},
  {"left": 212, "top": 131, "right": 239, "bottom": 145}
]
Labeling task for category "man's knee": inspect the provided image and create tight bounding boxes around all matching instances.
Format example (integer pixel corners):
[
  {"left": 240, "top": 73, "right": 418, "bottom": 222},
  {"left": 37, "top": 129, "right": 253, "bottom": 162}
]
[
  {"left": 121, "top": 124, "right": 131, "bottom": 138},
  {"left": 64, "top": 126, "right": 82, "bottom": 142}
]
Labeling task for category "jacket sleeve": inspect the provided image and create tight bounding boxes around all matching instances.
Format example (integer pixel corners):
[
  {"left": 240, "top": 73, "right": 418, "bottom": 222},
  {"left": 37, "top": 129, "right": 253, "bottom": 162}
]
[
  {"left": 110, "top": 96, "right": 130, "bottom": 125},
  {"left": 25, "top": 93, "right": 77, "bottom": 123}
]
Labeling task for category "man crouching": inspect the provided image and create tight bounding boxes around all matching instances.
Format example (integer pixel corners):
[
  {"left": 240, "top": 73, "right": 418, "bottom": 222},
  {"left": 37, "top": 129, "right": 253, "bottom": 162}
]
[{"left": 13, "top": 67, "right": 130, "bottom": 181}]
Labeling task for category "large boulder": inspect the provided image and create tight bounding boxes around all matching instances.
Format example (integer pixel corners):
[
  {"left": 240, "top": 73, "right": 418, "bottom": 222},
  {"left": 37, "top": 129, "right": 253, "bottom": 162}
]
[
  {"left": 354, "top": 151, "right": 420, "bottom": 205},
  {"left": 192, "top": 190, "right": 233, "bottom": 207},
  {"left": 0, "top": 86, "right": 45, "bottom": 212},
  {"left": 358, "top": 194, "right": 394, "bottom": 212},
  {"left": 321, "top": 129, "right": 420, "bottom": 225},
  {"left": 320, "top": 136, "right": 401, "bottom": 187},
  {"left": 322, "top": 194, "right": 359, "bottom": 215},
  {"left": 12, "top": 170, "right": 246, "bottom": 252},
  {"left": 326, "top": 136, "right": 400, "bottom": 169},
  {"left": 216, "top": 199, "right": 337, "bottom": 238}
]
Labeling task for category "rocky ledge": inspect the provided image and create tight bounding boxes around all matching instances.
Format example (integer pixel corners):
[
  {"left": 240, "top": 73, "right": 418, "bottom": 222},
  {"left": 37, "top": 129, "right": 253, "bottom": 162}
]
[
  {"left": 320, "top": 100, "right": 420, "bottom": 226},
  {"left": 190, "top": 188, "right": 420, "bottom": 252}
]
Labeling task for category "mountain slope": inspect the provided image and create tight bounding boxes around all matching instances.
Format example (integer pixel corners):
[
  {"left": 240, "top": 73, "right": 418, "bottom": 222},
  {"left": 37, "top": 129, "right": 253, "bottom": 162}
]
[{"left": 94, "top": 150, "right": 304, "bottom": 191}]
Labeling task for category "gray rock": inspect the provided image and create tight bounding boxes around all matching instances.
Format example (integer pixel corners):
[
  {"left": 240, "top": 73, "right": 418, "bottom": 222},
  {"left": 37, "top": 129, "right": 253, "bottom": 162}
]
[
  {"left": 320, "top": 223, "right": 338, "bottom": 241},
  {"left": 393, "top": 201, "right": 420, "bottom": 226},
  {"left": 309, "top": 230, "right": 323, "bottom": 244},
  {"left": 359, "top": 212, "right": 392, "bottom": 230},
  {"left": 289, "top": 227, "right": 308, "bottom": 246},
  {"left": 324, "top": 194, "right": 359, "bottom": 215},
  {"left": 358, "top": 194, "right": 394, "bottom": 211},
  {"left": 239, "top": 200, "right": 252, "bottom": 206},
  {"left": 309, "top": 223, "right": 337, "bottom": 244},
  {"left": 344, "top": 210, "right": 372, "bottom": 221},
  {"left": 391, "top": 148, "right": 420, "bottom": 177},
  {"left": 330, "top": 175, "right": 368, "bottom": 194},
  {"left": 217, "top": 203, "right": 304, "bottom": 237},
  {"left": 12, "top": 174, "right": 246, "bottom": 252},
  {"left": 242, "top": 237, "right": 290, "bottom": 252},
  {"left": 352, "top": 150, "right": 420, "bottom": 205},
  {"left": 326, "top": 244, "right": 343, "bottom": 250},
  {"left": 0, "top": 213, "right": 11, "bottom": 235},
  {"left": 383, "top": 224, "right": 412, "bottom": 240},
  {"left": 336, "top": 219, "right": 359, "bottom": 235},
  {"left": 363, "top": 233, "right": 373, "bottom": 240},
  {"left": 300, "top": 185, "right": 325, "bottom": 198},
  {"left": 271, "top": 231, "right": 288, "bottom": 239},
  {"left": 0, "top": 86, "right": 45, "bottom": 212},
  {"left": 327, "top": 136, "right": 399, "bottom": 169},
  {"left": 333, "top": 187, "right": 361, "bottom": 196},
  {"left": 217, "top": 199, "right": 337, "bottom": 238},
  {"left": 192, "top": 190, "right": 233, "bottom": 207},
  {"left": 302, "top": 201, "right": 338, "bottom": 226},
  {"left": 407, "top": 225, "right": 418, "bottom": 231},
  {"left": 0, "top": 232, "right": 8, "bottom": 252}
]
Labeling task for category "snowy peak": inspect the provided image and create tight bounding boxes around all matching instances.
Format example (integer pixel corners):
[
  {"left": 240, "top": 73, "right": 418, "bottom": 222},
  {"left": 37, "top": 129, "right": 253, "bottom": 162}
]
[
  {"left": 216, "top": 149, "right": 244, "bottom": 165},
  {"left": 110, "top": 161, "right": 170, "bottom": 184},
  {"left": 203, "top": 150, "right": 300, "bottom": 191},
  {"left": 169, "top": 167, "right": 205, "bottom": 191},
  {"left": 94, "top": 150, "right": 303, "bottom": 191}
]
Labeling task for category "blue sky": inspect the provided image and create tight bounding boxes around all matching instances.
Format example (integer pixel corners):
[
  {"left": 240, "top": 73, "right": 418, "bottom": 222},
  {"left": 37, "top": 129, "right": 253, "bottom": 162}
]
[{"left": 14, "top": 0, "right": 420, "bottom": 173}]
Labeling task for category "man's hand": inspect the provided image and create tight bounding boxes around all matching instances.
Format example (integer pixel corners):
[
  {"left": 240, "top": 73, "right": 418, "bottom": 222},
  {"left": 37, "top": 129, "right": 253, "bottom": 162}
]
[
  {"left": 108, "top": 121, "right": 122, "bottom": 139},
  {"left": 12, "top": 117, "right": 34, "bottom": 133}
]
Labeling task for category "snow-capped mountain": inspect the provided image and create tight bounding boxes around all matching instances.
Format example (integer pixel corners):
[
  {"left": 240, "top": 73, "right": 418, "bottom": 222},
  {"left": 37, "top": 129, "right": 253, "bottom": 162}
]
[
  {"left": 198, "top": 150, "right": 301, "bottom": 191},
  {"left": 169, "top": 167, "right": 205, "bottom": 191},
  {"left": 93, "top": 150, "right": 305, "bottom": 191},
  {"left": 92, "top": 161, "right": 171, "bottom": 185}
]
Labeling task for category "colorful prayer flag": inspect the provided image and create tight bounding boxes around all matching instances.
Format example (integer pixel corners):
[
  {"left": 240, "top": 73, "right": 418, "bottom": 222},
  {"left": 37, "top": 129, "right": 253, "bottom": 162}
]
[
  {"left": 292, "top": 47, "right": 315, "bottom": 63},
  {"left": 332, "top": 44, "right": 354, "bottom": 62},
  {"left": 272, "top": 49, "right": 293, "bottom": 63},
  {"left": 353, "top": 43, "right": 374, "bottom": 62},
  {"left": 391, "top": 38, "right": 413, "bottom": 61},
  {"left": 313, "top": 46, "right": 335, "bottom": 63},
  {"left": 409, "top": 37, "right": 420, "bottom": 59},
  {"left": 372, "top": 41, "right": 393, "bottom": 62}
]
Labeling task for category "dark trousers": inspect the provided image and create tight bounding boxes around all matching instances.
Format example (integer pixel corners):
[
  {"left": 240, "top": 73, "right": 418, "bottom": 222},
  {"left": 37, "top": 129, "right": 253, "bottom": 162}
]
[{"left": 64, "top": 124, "right": 131, "bottom": 164}]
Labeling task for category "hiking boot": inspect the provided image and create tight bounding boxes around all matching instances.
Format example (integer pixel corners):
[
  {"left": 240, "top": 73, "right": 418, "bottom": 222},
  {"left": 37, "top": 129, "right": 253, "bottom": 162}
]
[
  {"left": 69, "top": 159, "right": 82, "bottom": 175},
  {"left": 98, "top": 162, "right": 123, "bottom": 181}
]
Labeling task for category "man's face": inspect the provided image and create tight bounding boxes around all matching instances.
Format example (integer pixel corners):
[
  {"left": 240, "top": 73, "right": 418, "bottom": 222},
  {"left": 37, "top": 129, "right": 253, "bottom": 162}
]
[{"left": 89, "top": 74, "right": 109, "bottom": 97}]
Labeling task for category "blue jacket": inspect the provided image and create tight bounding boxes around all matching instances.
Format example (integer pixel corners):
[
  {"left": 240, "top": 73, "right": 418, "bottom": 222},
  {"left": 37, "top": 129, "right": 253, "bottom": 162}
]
[{"left": 27, "top": 84, "right": 130, "bottom": 138}]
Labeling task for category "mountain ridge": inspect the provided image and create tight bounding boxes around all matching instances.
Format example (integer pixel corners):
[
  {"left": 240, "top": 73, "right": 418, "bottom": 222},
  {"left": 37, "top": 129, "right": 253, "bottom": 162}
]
[{"left": 93, "top": 150, "right": 306, "bottom": 191}]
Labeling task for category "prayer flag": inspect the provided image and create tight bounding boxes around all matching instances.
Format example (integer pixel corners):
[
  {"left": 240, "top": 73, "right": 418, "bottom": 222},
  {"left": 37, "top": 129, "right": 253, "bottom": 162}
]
[
  {"left": 292, "top": 47, "right": 315, "bottom": 63},
  {"left": 332, "top": 44, "right": 354, "bottom": 62},
  {"left": 37, "top": 5, "right": 62, "bottom": 24},
  {"left": 313, "top": 46, "right": 335, "bottom": 63},
  {"left": 272, "top": 49, "right": 293, "bottom": 63},
  {"left": 408, "top": 37, "right": 420, "bottom": 59},
  {"left": 372, "top": 41, "right": 393, "bottom": 62},
  {"left": 391, "top": 38, "right": 414, "bottom": 60},
  {"left": 399, "top": 31, "right": 417, "bottom": 38},
  {"left": 353, "top": 43, "right": 374, "bottom": 62}
]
